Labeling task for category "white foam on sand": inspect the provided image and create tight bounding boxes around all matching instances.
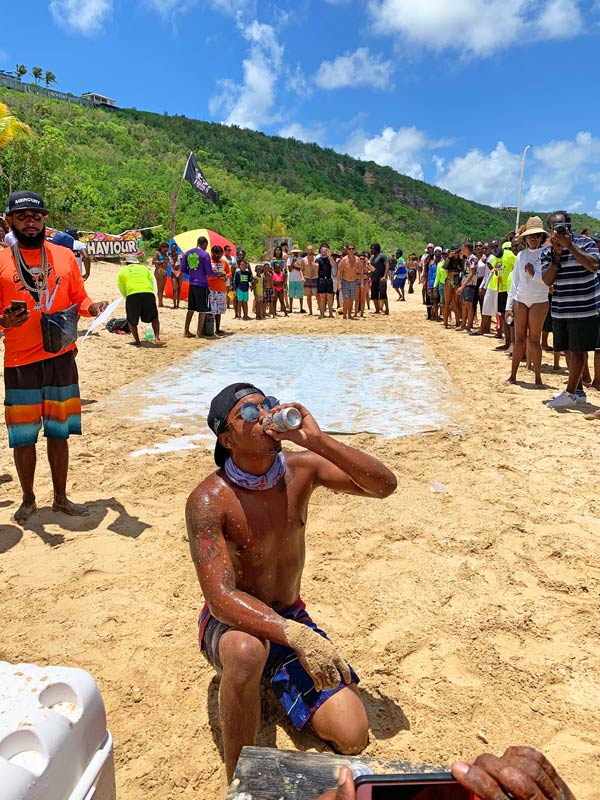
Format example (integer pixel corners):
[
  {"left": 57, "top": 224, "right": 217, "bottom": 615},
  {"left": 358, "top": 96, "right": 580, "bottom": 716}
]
[{"left": 105, "top": 335, "right": 455, "bottom": 456}]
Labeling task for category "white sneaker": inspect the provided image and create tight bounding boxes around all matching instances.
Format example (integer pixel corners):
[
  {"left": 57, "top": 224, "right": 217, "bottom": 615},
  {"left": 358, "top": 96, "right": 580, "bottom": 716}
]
[
  {"left": 553, "top": 389, "right": 587, "bottom": 402},
  {"left": 547, "top": 390, "right": 578, "bottom": 409}
]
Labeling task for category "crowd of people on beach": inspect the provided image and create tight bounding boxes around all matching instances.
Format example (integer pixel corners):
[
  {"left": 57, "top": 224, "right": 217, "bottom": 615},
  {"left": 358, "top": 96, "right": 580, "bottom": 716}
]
[
  {"left": 413, "top": 214, "right": 600, "bottom": 413},
  {"left": 139, "top": 217, "right": 600, "bottom": 415},
  {"left": 149, "top": 238, "right": 396, "bottom": 328}
]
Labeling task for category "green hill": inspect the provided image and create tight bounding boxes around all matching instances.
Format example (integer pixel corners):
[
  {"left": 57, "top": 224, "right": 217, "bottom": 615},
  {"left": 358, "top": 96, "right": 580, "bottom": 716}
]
[{"left": 0, "top": 86, "right": 597, "bottom": 257}]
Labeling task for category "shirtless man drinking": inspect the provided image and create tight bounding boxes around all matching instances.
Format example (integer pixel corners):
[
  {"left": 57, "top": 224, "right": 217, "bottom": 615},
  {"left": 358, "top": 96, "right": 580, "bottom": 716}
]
[{"left": 186, "top": 383, "right": 397, "bottom": 781}]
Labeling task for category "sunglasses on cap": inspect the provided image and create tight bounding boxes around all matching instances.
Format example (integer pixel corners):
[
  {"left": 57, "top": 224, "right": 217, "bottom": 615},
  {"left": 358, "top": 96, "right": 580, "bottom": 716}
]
[{"left": 238, "top": 395, "right": 279, "bottom": 423}]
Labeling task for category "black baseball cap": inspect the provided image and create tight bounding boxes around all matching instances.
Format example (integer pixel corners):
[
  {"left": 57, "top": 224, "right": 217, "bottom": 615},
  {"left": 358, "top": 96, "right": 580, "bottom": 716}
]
[
  {"left": 65, "top": 226, "right": 79, "bottom": 239},
  {"left": 6, "top": 190, "right": 48, "bottom": 214},
  {"left": 207, "top": 382, "right": 264, "bottom": 467}
]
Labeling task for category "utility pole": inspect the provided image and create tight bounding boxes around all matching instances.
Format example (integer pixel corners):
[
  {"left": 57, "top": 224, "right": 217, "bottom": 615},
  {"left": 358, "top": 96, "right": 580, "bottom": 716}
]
[{"left": 516, "top": 144, "right": 532, "bottom": 232}]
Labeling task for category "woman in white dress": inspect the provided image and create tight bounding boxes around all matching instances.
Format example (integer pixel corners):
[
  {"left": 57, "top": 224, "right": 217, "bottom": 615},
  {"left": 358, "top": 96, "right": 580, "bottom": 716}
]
[{"left": 505, "top": 217, "right": 550, "bottom": 386}]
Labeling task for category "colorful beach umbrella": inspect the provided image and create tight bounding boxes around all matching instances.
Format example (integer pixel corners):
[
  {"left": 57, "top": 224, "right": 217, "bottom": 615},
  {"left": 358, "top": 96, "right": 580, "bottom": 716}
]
[
  {"left": 164, "top": 228, "right": 237, "bottom": 301},
  {"left": 169, "top": 228, "right": 236, "bottom": 256}
]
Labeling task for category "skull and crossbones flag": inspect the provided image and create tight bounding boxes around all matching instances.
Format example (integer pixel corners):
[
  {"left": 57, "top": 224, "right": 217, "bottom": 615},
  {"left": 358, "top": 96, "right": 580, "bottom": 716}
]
[{"left": 183, "top": 152, "right": 217, "bottom": 203}]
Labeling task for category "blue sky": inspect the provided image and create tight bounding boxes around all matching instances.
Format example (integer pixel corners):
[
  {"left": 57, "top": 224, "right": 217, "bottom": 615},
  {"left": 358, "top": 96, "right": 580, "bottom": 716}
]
[{"left": 3, "top": 0, "right": 600, "bottom": 217}]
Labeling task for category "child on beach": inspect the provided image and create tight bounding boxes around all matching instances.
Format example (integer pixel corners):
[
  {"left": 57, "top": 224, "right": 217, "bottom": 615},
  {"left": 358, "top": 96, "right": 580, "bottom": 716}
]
[
  {"left": 234, "top": 260, "right": 253, "bottom": 320},
  {"left": 272, "top": 261, "right": 288, "bottom": 316},
  {"left": 253, "top": 264, "right": 265, "bottom": 319},
  {"left": 262, "top": 263, "right": 276, "bottom": 317}
]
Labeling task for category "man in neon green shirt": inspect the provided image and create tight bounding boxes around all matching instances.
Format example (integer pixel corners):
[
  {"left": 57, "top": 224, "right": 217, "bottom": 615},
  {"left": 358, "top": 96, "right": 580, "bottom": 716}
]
[{"left": 117, "top": 252, "right": 160, "bottom": 345}]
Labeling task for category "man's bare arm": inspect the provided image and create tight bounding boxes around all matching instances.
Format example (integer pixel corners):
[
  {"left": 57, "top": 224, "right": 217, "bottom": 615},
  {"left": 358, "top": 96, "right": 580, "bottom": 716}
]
[
  {"left": 311, "top": 437, "right": 397, "bottom": 498},
  {"left": 185, "top": 486, "right": 288, "bottom": 645},
  {"left": 267, "top": 404, "right": 397, "bottom": 498}
]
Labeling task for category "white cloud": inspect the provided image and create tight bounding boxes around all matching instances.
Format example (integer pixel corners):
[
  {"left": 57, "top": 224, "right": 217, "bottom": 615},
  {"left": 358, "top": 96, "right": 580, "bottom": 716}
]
[
  {"left": 315, "top": 47, "right": 393, "bottom": 90},
  {"left": 434, "top": 133, "right": 600, "bottom": 213},
  {"left": 435, "top": 142, "right": 520, "bottom": 206},
  {"left": 536, "top": 0, "right": 579, "bottom": 39},
  {"left": 367, "top": 0, "right": 583, "bottom": 57},
  {"left": 343, "top": 126, "right": 449, "bottom": 180},
  {"left": 210, "top": 20, "right": 283, "bottom": 130},
  {"left": 278, "top": 123, "right": 325, "bottom": 145},
  {"left": 49, "top": 0, "right": 113, "bottom": 34},
  {"left": 525, "top": 132, "right": 600, "bottom": 210}
]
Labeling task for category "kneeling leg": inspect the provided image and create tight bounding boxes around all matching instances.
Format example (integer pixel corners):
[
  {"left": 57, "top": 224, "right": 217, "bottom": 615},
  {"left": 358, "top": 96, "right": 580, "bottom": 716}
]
[{"left": 310, "top": 686, "right": 369, "bottom": 755}]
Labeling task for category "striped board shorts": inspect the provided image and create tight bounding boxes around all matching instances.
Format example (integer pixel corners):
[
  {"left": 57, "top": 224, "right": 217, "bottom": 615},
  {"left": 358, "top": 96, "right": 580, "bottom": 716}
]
[
  {"left": 4, "top": 350, "right": 81, "bottom": 449},
  {"left": 199, "top": 597, "right": 359, "bottom": 730}
]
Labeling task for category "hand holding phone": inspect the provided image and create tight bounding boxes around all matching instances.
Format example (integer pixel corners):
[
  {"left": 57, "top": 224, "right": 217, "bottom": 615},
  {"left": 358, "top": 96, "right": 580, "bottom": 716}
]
[
  {"left": 354, "top": 773, "right": 477, "bottom": 800},
  {"left": 2, "top": 300, "right": 29, "bottom": 328},
  {"left": 317, "top": 748, "right": 574, "bottom": 800}
]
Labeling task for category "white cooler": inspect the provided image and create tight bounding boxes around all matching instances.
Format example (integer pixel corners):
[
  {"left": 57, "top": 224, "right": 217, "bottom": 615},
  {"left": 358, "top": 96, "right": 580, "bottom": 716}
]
[{"left": 0, "top": 662, "right": 116, "bottom": 800}]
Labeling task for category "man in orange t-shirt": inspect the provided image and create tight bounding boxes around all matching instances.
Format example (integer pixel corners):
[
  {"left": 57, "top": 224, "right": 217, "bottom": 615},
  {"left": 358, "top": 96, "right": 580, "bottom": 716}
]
[
  {"left": 0, "top": 190, "right": 107, "bottom": 523},
  {"left": 207, "top": 244, "right": 231, "bottom": 336}
]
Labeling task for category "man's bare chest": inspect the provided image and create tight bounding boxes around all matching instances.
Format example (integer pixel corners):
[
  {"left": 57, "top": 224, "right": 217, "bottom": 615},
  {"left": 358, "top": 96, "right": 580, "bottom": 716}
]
[{"left": 221, "top": 483, "right": 310, "bottom": 558}]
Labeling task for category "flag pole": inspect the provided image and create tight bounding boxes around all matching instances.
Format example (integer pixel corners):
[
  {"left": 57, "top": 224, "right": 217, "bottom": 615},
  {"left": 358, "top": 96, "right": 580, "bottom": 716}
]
[{"left": 170, "top": 153, "right": 192, "bottom": 238}]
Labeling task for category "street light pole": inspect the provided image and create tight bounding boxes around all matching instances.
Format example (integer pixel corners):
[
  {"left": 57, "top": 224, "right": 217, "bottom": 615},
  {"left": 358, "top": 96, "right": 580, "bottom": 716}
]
[{"left": 516, "top": 144, "right": 532, "bottom": 232}]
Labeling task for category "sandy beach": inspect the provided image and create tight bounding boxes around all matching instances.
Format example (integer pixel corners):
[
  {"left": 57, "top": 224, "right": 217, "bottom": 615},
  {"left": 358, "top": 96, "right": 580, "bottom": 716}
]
[{"left": 1, "top": 260, "right": 598, "bottom": 800}]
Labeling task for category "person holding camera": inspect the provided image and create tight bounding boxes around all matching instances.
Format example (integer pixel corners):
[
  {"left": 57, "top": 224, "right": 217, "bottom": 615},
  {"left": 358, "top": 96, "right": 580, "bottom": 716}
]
[
  {"left": 0, "top": 190, "right": 108, "bottom": 523},
  {"left": 541, "top": 211, "right": 600, "bottom": 408}
]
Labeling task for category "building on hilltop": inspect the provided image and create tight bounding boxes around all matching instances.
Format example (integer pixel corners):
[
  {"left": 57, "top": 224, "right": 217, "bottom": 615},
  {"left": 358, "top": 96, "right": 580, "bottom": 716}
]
[{"left": 81, "top": 92, "right": 117, "bottom": 109}]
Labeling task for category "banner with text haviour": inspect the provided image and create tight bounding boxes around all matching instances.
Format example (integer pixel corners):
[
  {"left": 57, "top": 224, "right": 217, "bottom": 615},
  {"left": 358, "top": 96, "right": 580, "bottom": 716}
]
[{"left": 183, "top": 152, "right": 217, "bottom": 203}]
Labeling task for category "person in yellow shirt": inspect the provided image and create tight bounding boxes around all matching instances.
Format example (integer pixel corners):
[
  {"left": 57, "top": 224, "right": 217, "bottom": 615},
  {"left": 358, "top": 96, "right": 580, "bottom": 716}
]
[
  {"left": 117, "top": 252, "right": 160, "bottom": 345},
  {"left": 491, "top": 239, "right": 517, "bottom": 351}
]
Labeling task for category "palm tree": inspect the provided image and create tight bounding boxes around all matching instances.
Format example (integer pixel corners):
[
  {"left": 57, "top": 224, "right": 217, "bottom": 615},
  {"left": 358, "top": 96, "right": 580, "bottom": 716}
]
[
  {"left": 261, "top": 213, "right": 287, "bottom": 238},
  {"left": 15, "top": 64, "right": 27, "bottom": 82},
  {"left": 44, "top": 71, "right": 57, "bottom": 88},
  {"left": 31, "top": 67, "right": 42, "bottom": 84},
  {"left": 0, "top": 103, "right": 33, "bottom": 148}
]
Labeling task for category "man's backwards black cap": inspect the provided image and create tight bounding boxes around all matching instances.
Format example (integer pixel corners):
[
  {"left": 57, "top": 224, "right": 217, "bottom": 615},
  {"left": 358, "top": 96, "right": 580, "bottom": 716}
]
[{"left": 207, "top": 382, "right": 264, "bottom": 467}]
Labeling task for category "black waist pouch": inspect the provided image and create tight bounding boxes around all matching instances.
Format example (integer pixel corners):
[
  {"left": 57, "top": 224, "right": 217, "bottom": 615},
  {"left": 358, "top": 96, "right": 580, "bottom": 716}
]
[{"left": 41, "top": 304, "right": 78, "bottom": 354}]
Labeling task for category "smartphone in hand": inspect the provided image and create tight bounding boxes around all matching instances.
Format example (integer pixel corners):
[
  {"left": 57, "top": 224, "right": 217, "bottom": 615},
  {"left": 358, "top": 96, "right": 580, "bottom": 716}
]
[
  {"left": 354, "top": 773, "right": 479, "bottom": 800},
  {"left": 10, "top": 300, "right": 28, "bottom": 313}
]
